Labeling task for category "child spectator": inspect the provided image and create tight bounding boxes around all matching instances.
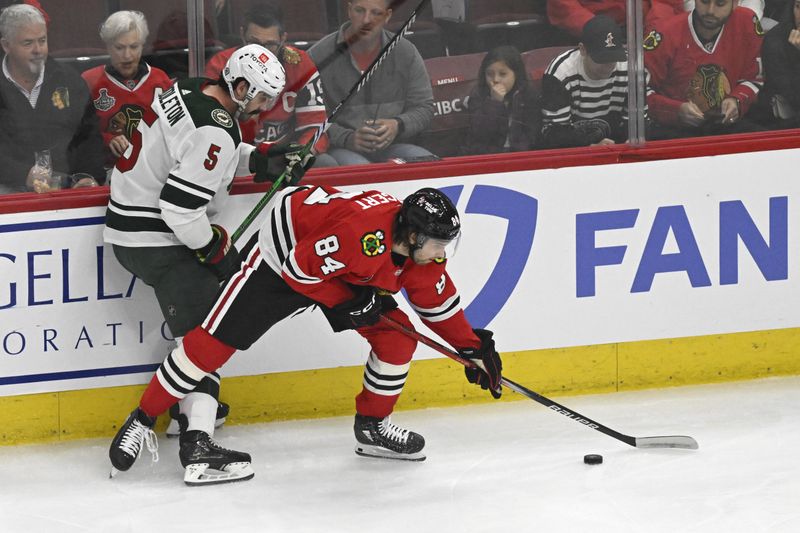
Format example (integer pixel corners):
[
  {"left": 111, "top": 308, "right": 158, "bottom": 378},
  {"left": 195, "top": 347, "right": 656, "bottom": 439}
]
[
  {"left": 464, "top": 45, "right": 540, "bottom": 155},
  {"left": 541, "top": 16, "right": 645, "bottom": 148}
]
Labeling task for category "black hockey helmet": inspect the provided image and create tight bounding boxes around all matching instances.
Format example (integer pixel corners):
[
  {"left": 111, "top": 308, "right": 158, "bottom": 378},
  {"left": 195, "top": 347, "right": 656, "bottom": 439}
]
[
  {"left": 398, "top": 187, "right": 461, "bottom": 241},
  {"left": 396, "top": 188, "right": 461, "bottom": 261}
]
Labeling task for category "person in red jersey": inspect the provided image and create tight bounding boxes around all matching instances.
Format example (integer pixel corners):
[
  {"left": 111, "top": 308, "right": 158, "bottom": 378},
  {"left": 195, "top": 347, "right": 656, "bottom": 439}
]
[
  {"left": 547, "top": 0, "right": 684, "bottom": 38},
  {"left": 109, "top": 185, "right": 503, "bottom": 469},
  {"left": 644, "top": 0, "right": 766, "bottom": 137},
  {"left": 82, "top": 11, "right": 172, "bottom": 166},
  {"left": 205, "top": 2, "right": 336, "bottom": 166}
]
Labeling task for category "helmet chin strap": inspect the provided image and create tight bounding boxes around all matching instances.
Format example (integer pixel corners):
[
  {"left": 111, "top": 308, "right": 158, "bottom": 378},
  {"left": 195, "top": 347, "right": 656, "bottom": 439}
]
[{"left": 226, "top": 79, "right": 250, "bottom": 119}]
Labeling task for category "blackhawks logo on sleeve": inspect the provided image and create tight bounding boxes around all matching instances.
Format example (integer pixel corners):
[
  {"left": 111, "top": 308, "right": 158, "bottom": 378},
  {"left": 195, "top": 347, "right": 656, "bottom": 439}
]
[
  {"left": 643, "top": 30, "right": 662, "bottom": 51},
  {"left": 361, "top": 230, "right": 386, "bottom": 257}
]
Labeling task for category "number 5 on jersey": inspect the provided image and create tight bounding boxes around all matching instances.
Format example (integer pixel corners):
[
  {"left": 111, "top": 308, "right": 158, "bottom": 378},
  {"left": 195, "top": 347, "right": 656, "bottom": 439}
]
[{"left": 315, "top": 235, "right": 345, "bottom": 275}]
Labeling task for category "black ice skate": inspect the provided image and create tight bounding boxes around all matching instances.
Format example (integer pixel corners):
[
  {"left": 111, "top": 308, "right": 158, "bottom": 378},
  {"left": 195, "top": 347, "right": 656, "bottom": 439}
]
[
  {"left": 179, "top": 430, "right": 254, "bottom": 486},
  {"left": 354, "top": 414, "right": 426, "bottom": 461},
  {"left": 109, "top": 408, "right": 158, "bottom": 478},
  {"left": 165, "top": 401, "right": 230, "bottom": 438}
]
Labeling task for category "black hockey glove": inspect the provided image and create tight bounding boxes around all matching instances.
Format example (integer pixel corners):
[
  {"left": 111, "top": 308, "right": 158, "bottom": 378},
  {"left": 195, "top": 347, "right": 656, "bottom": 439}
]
[
  {"left": 194, "top": 224, "right": 241, "bottom": 282},
  {"left": 250, "top": 143, "right": 316, "bottom": 186},
  {"left": 333, "top": 285, "right": 382, "bottom": 329},
  {"left": 459, "top": 328, "right": 502, "bottom": 399}
]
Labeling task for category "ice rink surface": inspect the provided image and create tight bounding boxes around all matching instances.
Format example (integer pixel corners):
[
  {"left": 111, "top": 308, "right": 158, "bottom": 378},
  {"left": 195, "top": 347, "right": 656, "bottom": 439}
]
[{"left": 1, "top": 376, "right": 797, "bottom": 533}]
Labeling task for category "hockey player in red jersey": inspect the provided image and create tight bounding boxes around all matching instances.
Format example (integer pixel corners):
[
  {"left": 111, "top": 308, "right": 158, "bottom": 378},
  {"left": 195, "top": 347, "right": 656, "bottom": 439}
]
[
  {"left": 644, "top": 0, "right": 765, "bottom": 136},
  {"left": 109, "top": 186, "right": 503, "bottom": 473},
  {"left": 82, "top": 11, "right": 173, "bottom": 166},
  {"left": 205, "top": 3, "right": 334, "bottom": 165}
]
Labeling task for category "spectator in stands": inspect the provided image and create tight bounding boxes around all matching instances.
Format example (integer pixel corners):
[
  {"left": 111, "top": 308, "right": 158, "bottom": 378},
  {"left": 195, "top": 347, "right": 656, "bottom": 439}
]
[
  {"left": 759, "top": 0, "right": 800, "bottom": 128},
  {"left": 0, "top": 4, "right": 104, "bottom": 194},
  {"left": 463, "top": 45, "right": 540, "bottom": 155},
  {"left": 643, "top": 0, "right": 765, "bottom": 138},
  {"left": 548, "top": 0, "right": 684, "bottom": 38},
  {"left": 541, "top": 15, "right": 647, "bottom": 148},
  {"left": 308, "top": 0, "right": 436, "bottom": 166},
  {"left": 82, "top": 11, "right": 172, "bottom": 168},
  {"left": 205, "top": 2, "right": 336, "bottom": 166}
]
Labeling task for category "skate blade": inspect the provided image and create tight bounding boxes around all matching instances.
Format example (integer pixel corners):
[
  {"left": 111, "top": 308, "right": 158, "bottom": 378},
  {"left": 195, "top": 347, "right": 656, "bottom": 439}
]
[
  {"left": 183, "top": 462, "right": 254, "bottom": 486},
  {"left": 109, "top": 467, "right": 120, "bottom": 479},
  {"left": 165, "top": 417, "right": 227, "bottom": 439},
  {"left": 355, "top": 444, "right": 426, "bottom": 462}
]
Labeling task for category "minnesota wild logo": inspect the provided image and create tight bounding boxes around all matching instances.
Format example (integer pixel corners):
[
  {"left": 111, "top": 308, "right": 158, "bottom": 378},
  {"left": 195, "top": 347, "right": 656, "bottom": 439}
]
[{"left": 361, "top": 230, "right": 386, "bottom": 257}]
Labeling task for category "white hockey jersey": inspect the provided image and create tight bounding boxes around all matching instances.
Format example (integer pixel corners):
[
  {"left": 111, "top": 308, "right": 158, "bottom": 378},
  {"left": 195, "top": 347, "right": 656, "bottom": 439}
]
[{"left": 104, "top": 78, "right": 254, "bottom": 249}]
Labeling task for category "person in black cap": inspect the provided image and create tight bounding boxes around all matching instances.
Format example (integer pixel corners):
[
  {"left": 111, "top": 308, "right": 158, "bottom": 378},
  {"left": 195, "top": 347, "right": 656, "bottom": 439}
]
[{"left": 540, "top": 15, "right": 652, "bottom": 148}]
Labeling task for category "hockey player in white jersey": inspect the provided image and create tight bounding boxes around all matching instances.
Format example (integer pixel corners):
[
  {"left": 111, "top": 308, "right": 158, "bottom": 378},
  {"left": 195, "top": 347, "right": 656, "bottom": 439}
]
[{"left": 104, "top": 44, "right": 312, "bottom": 485}]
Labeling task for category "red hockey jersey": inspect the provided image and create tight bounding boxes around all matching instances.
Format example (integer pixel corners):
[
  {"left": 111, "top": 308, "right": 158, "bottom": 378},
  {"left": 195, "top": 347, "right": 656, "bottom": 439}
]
[
  {"left": 644, "top": 8, "right": 764, "bottom": 126},
  {"left": 257, "top": 185, "right": 480, "bottom": 350},
  {"left": 205, "top": 45, "right": 329, "bottom": 152},
  {"left": 82, "top": 64, "right": 172, "bottom": 150},
  {"left": 547, "top": 0, "right": 683, "bottom": 38}
]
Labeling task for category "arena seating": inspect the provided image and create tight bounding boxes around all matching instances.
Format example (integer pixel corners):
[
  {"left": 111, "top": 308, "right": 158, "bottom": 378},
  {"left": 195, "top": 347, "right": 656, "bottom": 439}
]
[
  {"left": 419, "top": 46, "right": 572, "bottom": 156},
  {"left": 465, "top": 0, "right": 572, "bottom": 52},
  {"left": 39, "top": 0, "right": 106, "bottom": 59}
]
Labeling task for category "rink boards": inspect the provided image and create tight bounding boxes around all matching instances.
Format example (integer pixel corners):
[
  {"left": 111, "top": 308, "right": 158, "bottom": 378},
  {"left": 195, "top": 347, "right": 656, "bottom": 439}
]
[{"left": 2, "top": 146, "right": 800, "bottom": 443}]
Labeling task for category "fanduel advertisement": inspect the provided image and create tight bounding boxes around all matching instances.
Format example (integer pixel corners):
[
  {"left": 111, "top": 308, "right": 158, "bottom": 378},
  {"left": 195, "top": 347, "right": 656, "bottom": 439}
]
[{"left": 1, "top": 147, "right": 799, "bottom": 395}]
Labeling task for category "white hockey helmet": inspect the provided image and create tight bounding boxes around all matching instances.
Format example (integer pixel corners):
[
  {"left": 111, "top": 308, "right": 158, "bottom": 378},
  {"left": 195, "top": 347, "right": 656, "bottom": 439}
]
[{"left": 222, "top": 44, "right": 285, "bottom": 112}]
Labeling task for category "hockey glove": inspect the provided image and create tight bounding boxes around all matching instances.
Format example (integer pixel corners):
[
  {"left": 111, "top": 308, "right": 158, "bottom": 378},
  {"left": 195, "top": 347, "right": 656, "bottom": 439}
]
[
  {"left": 333, "top": 285, "right": 382, "bottom": 329},
  {"left": 194, "top": 224, "right": 241, "bottom": 282},
  {"left": 460, "top": 328, "right": 502, "bottom": 399},
  {"left": 250, "top": 143, "right": 316, "bottom": 186}
]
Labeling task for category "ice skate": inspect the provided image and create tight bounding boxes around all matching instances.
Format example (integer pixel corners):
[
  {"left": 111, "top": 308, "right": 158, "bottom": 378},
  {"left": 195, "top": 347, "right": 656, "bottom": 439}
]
[
  {"left": 109, "top": 408, "right": 158, "bottom": 478},
  {"left": 166, "top": 401, "right": 230, "bottom": 438},
  {"left": 179, "top": 430, "right": 254, "bottom": 486},
  {"left": 354, "top": 414, "right": 426, "bottom": 461}
]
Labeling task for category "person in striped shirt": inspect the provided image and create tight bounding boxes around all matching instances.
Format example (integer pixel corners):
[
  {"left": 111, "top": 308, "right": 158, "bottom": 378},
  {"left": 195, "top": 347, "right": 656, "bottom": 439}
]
[{"left": 541, "top": 15, "right": 647, "bottom": 148}]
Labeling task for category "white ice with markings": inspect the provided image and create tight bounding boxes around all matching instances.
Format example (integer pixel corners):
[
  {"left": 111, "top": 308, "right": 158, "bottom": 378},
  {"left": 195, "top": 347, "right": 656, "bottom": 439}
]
[{"left": 1, "top": 376, "right": 797, "bottom": 533}]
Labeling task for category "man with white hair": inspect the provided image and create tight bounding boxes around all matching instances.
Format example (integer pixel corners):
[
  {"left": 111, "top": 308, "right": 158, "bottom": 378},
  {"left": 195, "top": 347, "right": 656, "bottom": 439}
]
[{"left": 0, "top": 3, "right": 105, "bottom": 193}]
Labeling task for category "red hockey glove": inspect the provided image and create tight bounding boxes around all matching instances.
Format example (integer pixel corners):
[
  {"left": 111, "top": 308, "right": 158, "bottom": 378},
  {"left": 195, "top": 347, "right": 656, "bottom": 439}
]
[
  {"left": 194, "top": 224, "right": 241, "bottom": 282},
  {"left": 333, "top": 285, "right": 382, "bottom": 329},
  {"left": 250, "top": 143, "right": 315, "bottom": 186},
  {"left": 459, "top": 328, "right": 502, "bottom": 399}
]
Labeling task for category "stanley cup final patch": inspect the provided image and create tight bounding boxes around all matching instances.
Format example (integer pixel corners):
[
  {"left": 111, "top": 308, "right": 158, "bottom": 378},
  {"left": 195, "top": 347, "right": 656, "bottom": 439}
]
[
  {"left": 361, "top": 230, "right": 386, "bottom": 257},
  {"left": 93, "top": 88, "right": 115, "bottom": 111},
  {"left": 211, "top": 108, "right": 233, "bottom": 128}
]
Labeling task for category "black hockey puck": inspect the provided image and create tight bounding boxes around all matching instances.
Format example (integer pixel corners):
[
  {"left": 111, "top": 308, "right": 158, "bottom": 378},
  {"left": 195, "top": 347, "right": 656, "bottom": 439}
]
[{"left": 583, "top": 454, "right": 603, "bottom": 465}]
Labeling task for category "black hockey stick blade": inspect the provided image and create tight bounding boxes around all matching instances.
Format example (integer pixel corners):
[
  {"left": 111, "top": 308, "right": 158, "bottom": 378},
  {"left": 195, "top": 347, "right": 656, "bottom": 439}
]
[{"left": 378, "top": 315, "right": 699, "bottom": 450}]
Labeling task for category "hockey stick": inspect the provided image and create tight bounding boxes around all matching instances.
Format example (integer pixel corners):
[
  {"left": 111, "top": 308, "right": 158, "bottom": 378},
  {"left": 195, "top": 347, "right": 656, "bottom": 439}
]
[
  {"left": 378, "top": 314, "right": 699, "bottom": 450},
  {"left": 231, "top": 0, "right": 431, "bottom": 245}
]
